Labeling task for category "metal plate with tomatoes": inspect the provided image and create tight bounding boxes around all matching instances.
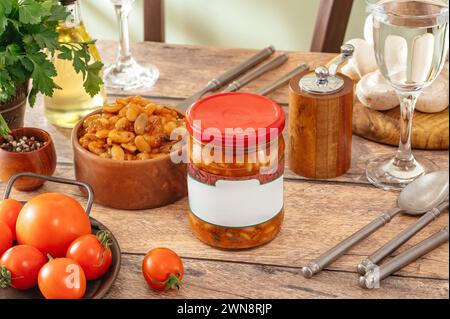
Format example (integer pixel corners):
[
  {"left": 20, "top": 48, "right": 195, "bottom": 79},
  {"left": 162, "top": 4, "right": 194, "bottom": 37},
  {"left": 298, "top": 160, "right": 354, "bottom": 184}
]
[{"left": 0, "top": 173, "right": 121, "bottom": 299}]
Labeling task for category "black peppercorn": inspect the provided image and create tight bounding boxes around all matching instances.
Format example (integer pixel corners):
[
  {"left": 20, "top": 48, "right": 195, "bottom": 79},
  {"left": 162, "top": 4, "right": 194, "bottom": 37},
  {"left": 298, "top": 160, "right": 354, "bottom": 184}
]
[{"left": 0, "top": 135, "right": 46, "bottom": 153}]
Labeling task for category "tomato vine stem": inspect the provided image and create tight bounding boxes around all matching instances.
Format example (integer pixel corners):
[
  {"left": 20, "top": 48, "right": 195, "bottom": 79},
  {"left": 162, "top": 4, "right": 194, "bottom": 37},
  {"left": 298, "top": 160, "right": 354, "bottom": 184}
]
[
  {"left": 149, "top": 272, "right": 183, "bottom": 291},
  {"left": 97, "top": 230, "right": 113, "bottom": 266}
]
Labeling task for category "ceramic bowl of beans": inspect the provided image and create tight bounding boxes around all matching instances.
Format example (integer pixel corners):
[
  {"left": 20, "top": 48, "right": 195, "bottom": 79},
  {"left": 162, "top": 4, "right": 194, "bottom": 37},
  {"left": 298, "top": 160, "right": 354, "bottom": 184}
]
[
  {"left": 71, "top": 96, "right": 188, "bottom": 210},
  {"left": 0, "top": 127, "right": 57, "bottom": 191}
]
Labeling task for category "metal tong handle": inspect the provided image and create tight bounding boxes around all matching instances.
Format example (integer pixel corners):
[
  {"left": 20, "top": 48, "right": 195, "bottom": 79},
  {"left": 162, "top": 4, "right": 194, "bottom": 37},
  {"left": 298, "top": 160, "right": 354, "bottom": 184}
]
[
  {"left": 360, "top": 225, "right": 449, "bottom": 289},
  {"left": 302, "top": 208, "right": 402, "bottom": 278},
  {"left": 358, "top": 201, "right": 449, "bottom": 275},
  {"left": 211, "top": 45, "right": 276, "bottom": 90},
  {"left": 256, "top": 63, "right": 309, "bottom": 96},
  {"left": 3, "top": 172, "right": 94, "bottom": 215},
  {"left": 223, "top": 54, "right": 289, "bottom": 93},
  {"left": 177, "top": 46, "right": 275, "bottom": 109}
]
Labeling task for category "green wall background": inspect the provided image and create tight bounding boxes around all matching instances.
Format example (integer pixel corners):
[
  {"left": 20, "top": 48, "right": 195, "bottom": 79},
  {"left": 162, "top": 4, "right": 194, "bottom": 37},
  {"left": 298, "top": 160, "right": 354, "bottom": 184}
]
[{"left": 81, "top": 0, "right": 368, "bottom": 51}]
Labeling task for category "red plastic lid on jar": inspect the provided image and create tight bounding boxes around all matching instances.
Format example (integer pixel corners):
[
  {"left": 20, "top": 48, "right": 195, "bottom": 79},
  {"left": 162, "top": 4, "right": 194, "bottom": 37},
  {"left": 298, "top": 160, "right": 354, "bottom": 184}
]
[{"left": 186, "top": 92, "right": 285, "bottom": 148}]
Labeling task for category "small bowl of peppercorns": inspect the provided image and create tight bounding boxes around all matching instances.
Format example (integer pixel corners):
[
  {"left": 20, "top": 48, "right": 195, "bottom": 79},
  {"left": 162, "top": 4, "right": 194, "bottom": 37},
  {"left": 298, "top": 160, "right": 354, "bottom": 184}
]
[{"left": 0, "top": 127, "right": 57, "bottom": 191}]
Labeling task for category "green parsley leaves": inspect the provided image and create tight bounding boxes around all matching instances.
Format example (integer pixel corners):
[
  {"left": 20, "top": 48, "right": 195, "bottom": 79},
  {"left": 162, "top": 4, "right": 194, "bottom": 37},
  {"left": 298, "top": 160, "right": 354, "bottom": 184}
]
[
  {"left": 0, "top": 0, "right": 104, "bottom": 136},
  {"left": 19, "top": 0, "right": 45, "bottom": 25},
  {"left": 57, "top": 41, "right": 103, "bottom": 97}
]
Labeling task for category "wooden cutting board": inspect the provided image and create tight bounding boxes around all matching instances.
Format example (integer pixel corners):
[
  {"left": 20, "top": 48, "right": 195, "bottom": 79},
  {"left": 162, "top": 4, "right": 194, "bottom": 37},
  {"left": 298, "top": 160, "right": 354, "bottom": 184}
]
[
  {"left": 353, "top": 100, "right": 449, "bottom": 150},
  {"left": 326, "top": 56, "right": 449, "bottom": 150}
]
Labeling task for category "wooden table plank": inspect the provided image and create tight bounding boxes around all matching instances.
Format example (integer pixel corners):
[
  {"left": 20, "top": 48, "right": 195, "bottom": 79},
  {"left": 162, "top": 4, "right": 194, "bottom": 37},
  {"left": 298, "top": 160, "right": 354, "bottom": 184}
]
[
  {"left": 107, "top": 254, "right": 448, "bottom": 299},
  {"left": 97, "top": 40, "right": 336, "bottom": 105},
  {"left": 3, "top": 166, "right": 448, "bottom": 282},
  {"left": 5, "top": 41, "right": 448, "bottom": 299},
  {"left": 24, "top": 98, "right": 449, "bottom": 186}
]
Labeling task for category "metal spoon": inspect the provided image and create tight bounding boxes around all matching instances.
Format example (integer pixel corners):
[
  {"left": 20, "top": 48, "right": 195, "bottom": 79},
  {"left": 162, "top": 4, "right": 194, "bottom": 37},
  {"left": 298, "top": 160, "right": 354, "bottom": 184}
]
[{"left": 301, "top": 170, "right": 449, "bottom": 279}]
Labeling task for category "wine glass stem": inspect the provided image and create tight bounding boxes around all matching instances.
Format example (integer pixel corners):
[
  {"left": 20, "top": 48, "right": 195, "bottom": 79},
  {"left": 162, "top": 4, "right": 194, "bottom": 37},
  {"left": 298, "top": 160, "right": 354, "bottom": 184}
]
[
  {"left": 114, "top": 3, "right": 133, "bottom": 68},
  {"left": 394, "top": 91, "right": 420, "bottom": 168}
]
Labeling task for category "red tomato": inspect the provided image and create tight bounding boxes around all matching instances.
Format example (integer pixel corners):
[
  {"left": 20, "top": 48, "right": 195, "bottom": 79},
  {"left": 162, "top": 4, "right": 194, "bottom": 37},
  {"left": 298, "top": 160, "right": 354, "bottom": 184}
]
[
  {"left": 142, "top": 247, "right": 184, "bottom": 291},
  {"left": 0, "top": 245, "right": 47, "bottom": 290},
  {"left": 16, "top": 193, "right": 91, "bottom": 257},
  {"left": 0, "top": 222, "right": 13, "bottom": 257},
  {"left": 0, "top": 199, "right": 23, "bottom": 240},
  {"left": 38, "top": 258, "right": 86, "bottom": 299},
  {"left": 66, "top": 231, "right": 113, "bottom": 280}
]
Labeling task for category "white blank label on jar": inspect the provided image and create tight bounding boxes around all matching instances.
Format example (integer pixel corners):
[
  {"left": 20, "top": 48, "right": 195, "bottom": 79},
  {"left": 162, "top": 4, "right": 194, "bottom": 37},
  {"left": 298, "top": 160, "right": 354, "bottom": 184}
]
[{"left": 188, "top": 175, "right": 284, "bottom": 228}]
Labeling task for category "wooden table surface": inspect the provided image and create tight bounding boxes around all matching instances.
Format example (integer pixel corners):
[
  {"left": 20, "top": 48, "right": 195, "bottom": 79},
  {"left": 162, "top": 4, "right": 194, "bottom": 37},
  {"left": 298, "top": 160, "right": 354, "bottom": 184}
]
[{"left": 2, "top": 40, "right": 448, "bottom": 299}]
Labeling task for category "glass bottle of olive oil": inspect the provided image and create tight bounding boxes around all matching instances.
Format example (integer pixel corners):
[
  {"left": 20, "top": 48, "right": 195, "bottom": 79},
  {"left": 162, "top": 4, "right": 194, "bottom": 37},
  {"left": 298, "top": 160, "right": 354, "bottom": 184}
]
[{"left": 44, "top": 0, "right": 106, "bottom": 128}]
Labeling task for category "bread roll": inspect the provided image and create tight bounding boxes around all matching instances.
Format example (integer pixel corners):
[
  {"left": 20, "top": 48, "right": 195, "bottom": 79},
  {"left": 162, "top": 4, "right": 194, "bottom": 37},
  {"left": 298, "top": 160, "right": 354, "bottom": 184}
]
[
  {"left": 356, "top": 71, "right": 398, "bottom": 111},
  {"left": 341, "top": 62, "right": 361, "bottom": 82},
  {"left": 416, "top": 72, "right": 449, "bottom": 113},
  {"left": 346, "top": 39, "right": 378, "bottom": 78}
]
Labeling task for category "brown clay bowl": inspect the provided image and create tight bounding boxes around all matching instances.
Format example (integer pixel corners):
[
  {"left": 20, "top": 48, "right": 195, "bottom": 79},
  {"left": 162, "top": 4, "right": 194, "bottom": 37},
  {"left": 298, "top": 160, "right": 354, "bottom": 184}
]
[
  {"left": 0, "top": 128, "right": 57, "bottom": 191},
  {"left": 0, "top": 83, "right": 28, "bottom": 130},
  {"left": 72, "top": 110, "right": 187, "bottom": 210}
]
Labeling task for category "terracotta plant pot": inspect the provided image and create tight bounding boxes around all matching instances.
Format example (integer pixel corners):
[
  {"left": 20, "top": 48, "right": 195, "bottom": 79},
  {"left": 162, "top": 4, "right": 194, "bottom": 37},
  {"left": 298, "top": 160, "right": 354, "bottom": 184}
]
[
  {"left": 0, "top": 128, "right": 57, "bottom": 191},
  {"left": 72, "top": 110, "right": 188, "bottom": 210},
  {"left": 0, "top": 83, "right": 28, "bottom": 130}
]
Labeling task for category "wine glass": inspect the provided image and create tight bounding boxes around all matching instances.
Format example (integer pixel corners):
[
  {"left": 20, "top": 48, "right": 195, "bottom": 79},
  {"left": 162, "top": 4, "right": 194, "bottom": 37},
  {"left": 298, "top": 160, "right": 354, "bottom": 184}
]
[
  {"left": 104, "top": 0, "right": 159, "bottom": 90},
  {"left": 366, "top": 0, "right": 449, "bottom": 190}
]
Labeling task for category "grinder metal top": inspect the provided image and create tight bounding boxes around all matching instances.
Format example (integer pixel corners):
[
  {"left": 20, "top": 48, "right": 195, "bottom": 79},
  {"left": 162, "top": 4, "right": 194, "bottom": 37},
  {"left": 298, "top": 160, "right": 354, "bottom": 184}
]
[{"left": 299, "top": 44, "right": 354, "bottom": 95}]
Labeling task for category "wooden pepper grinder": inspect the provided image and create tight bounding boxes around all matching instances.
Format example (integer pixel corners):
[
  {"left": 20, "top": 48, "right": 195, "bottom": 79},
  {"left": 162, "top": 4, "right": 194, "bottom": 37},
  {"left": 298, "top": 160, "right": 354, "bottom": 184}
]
[{"left": 288, "top": 44, "right": 355, "bottom": 179}]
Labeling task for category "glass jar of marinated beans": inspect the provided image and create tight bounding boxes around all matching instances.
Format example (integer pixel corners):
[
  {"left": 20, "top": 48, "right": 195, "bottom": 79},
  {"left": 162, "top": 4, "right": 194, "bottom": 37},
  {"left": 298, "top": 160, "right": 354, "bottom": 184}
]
[{"left": 185, "top": 93, "right": 285, "bottom": 249}]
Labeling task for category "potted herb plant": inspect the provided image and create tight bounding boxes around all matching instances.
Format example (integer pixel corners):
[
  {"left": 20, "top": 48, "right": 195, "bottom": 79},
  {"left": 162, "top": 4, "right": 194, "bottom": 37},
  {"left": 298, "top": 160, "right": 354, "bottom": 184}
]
[{"left": 0, "top": 0, "right": 103, "bottom": 136}]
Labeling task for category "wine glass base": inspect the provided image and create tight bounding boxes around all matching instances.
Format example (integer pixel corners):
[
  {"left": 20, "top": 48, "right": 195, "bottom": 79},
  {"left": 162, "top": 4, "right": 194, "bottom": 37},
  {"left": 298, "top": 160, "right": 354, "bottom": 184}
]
[
  {"left": 366, "top": 156, "right": 438, "bottom": 191},
  {"left": 104, "top": 60, "right": 159, "bottom": 90}
]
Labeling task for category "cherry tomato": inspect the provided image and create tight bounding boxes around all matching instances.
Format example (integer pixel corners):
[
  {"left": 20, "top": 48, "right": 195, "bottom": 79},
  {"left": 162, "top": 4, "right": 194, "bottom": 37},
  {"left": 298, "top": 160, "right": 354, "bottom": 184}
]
[
  {"left": 0, "top": 222, "right": 13, "bottom": 257},
  {"left": 38, "top": 258, "right": 86, "bottom": 299},
  {"left": 0, "top": 245, "right": 47, "bottom": 290},
  {"left": 0, "top": 199, "right": 23, "bottom": 240},
  {"left": 16, "top": 193, "right": 91, "bottom": 257},
  {"left": 66, "top": 231, "right": 113, "bottom": 280},
  {"left": 142, "top": 247, "right": 184, "bottom": 291}
]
